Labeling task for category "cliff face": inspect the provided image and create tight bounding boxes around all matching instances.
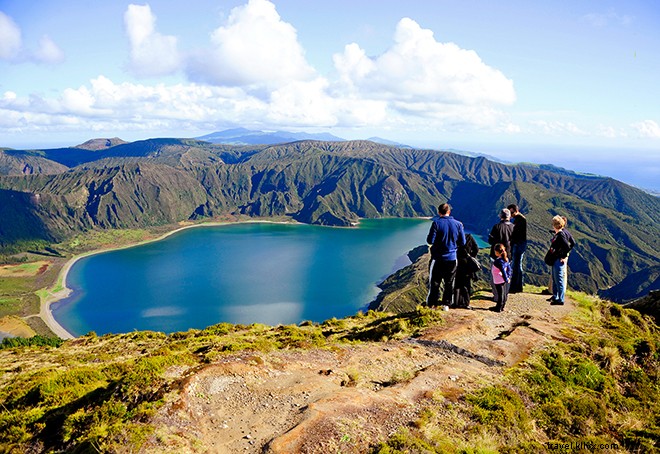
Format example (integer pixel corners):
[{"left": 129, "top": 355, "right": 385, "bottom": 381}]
[{"left": 1, "top": 139, "right": 658, "bottom": 298}]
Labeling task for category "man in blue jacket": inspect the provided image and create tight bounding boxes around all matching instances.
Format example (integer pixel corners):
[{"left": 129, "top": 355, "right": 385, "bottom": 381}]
[{"left": 426, "top": 203, "right": 466, "bottom": 309}]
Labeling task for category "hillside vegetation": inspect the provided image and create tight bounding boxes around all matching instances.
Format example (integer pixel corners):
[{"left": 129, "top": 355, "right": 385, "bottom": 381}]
[
  {"left": 0, "top": 291, "right": 657, "bottom": 453},
  {"left": 1, "top": 139, "right": 659, "bottom": 299}
]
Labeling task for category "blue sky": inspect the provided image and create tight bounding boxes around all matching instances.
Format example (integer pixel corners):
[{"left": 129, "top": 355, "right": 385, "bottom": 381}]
[{"left": 1, "top": 0, "right": 659, "bottom": 189}]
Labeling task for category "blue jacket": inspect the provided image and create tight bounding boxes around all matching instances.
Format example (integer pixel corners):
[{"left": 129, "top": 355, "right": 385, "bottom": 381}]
[
  {"left": 492, "top": 257, "right": 512, "bottom": 284},
  {"left": 427, "top": 215, "right": 466, "bottom": 261}
]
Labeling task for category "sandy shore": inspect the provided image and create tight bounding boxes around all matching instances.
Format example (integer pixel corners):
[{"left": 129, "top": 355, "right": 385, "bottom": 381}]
[{"left": 39, "top": 219, "right": 301, "bottom": 339}]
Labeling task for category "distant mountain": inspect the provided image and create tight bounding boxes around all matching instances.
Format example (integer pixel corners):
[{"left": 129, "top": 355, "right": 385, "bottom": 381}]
[
  {"left": 0, "top": 138, "right": 658, "bottom": 300},
  {"left": 0, "top": 149, "right": 69, "bottom": 176},
  {"left": 441, "top": 148, "right": 509, "bottom": 163},
  {"left": 367, "top": 137, "right": 413, "bottom": 148},
  {"left": 197, "top": 128, "right": 345, "bottom": 145},
  {"left": 600, "top": 265, "right": 660, "bottom": 303},
  {"left": 75, "top": 137, "right": 128, "bottom": 150}
]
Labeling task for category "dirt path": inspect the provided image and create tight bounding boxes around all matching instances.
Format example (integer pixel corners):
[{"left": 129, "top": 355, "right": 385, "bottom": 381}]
[{"left": 144, "top": 292, "right": 575, "bottom": 453}]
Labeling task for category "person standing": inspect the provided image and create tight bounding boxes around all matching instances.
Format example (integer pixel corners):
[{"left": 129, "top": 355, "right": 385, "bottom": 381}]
[
  {"left": 491, "top": 243, "right": 512, "bottom": 312},
  {"left": 488, "top": 208, "right": 514, "bottom": 300},
  {"left": 426, "top": 203, "right": 466, "bottom": 309},
  {"left": 454, "top": 233, "right": 479, "bottom": 309},
  {"left": 488, "top": 208, "right": 514, "bottom": 259},
  {"left": 507, "top": 204, "right": 527, "bottom": 294},
  {"left": 545, "top": 215, "right": 576, "bottom": 305}
]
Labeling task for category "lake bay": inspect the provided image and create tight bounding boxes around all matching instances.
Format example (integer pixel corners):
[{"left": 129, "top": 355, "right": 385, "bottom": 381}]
[{"left": 53, "top": 218, "right": 437, "bottom": 335}]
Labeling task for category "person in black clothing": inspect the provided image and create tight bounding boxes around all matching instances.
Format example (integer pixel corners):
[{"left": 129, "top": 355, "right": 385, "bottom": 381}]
[
  {"left": 507, "top": 204, "right": 527, "bottom": 294},
  {"left": 488, "top": 208, "right": 514, "bottom": 258},
  {"left": 454, "top": 233, "right": 479, "bottom": 309},
  {"left": 488, "top": 208, "right": 514, "bottom": 299}
]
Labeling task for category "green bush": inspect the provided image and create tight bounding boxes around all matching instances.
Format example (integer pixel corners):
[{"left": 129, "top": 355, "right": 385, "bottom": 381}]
[
  {"left": 0, "top": 335, "right": 64, "bottom": 349},
  {"left": 466, "top": 386, "right": 530, "bottom": 430}
]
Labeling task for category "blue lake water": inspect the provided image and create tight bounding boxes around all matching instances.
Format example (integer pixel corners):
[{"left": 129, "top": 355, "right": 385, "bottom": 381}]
[{"left": 53, "top": 218, "right": 451, "bottom": 335}]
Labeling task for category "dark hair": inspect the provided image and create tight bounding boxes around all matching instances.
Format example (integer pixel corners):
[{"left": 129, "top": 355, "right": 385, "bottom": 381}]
[
  {"left": 494, "top": 243, "right": 508, "bottom": 261},
  {"left": 507, "top": 204, "right": 519, "bottom": 213},
  {"left": 438, "top": 203, "right": 451, "bottom": 215}
]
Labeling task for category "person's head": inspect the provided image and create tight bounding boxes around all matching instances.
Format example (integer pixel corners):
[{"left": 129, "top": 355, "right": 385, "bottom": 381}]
[
  {"left": 500, "top": 208, "right": 511, "bottom": 221},
  {"left": 438, "top": 203, "right": 451, "bottom": 216},
  {"left": 507, "top": 204, "right": 519, "bottom": 215},
  {"left": 552, "top": 215, "right": 566, "bottom": 231},
  {"left": 494, "top": 243, "right": 508, "bottom": 261}
]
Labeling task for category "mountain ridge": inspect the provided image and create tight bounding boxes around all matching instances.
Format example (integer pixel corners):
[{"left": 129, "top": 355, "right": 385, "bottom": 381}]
[{"left": 1, "top": 138, "right": 658, "bottom": 300}]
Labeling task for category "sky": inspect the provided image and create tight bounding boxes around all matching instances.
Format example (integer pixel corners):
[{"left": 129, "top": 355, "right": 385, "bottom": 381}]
[{"left": 1, "top": 0, "right": 659, "bottom": 190}]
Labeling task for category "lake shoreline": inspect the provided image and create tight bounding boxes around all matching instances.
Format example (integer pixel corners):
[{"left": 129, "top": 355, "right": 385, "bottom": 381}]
[
  {"left": 39, "top": 216, "right": 485, "bottom": 339},
  {"left": 37, "top": 216, "right": 467, "bottom": 339},
  {"left": 40, "top": 218, "right": 307, "bottom": 339}
]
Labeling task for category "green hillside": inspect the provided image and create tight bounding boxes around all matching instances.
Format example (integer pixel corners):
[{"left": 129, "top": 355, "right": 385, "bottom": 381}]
[
  {"left": 0, "top": 293, "right": 657, "bottom": 452},
  {"left": 1, "top": 139, "right": 658, "bottom": 298}
]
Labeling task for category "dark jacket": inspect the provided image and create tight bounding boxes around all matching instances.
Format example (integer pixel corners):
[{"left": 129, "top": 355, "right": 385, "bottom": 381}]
[
  {"left": 492, "top": 257, "right": 512, "bottom": 283},
  {"left": 547, "top": 229, "right": 576, "bottom": 263},
  {"left": 488, "top": 220, "right": 514, "bottom": 258},
  {"left": 510, "top": 214, "right": 527, "bottom": 245},
  {"left": 456, "top": 233, "right": 479, "bottom": 276},
  {"left": 427, "top": 215, "right": 466, "bottom": 261}
]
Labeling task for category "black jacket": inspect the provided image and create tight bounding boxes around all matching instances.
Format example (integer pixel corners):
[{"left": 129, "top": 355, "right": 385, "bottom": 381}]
[
  {"left": 511, "top": 214, "right": 527, "bottom": 245},
  {"left": 488, "top": 220, "right": 514, "bottom": 258},
  {"left": 547, "top": 229, "right": 576, "bottom": 263},
  {"left": 457, "top": 233, "right": 479, "bottom": 271}
]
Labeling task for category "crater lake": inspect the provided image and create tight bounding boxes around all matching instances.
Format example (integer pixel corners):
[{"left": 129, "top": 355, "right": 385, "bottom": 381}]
[{"left": 52, "top": 218, "right": 479, "bottom": 335}]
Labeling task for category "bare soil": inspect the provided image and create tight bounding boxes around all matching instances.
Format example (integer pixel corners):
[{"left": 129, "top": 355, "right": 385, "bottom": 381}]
[
  {"left": 0, "top": 315, "right": 37, "bottom": 338},
  {"left": 142, "top": 291, "right": 574, "bottom": 453}
]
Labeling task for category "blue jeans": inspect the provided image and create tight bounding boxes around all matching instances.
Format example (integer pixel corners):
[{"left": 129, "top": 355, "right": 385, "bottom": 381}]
[
  {"left": 510, "top": 242, "right": 526, "bottom": 293},
  {"left": 552, "top": 259, "right": 567, "bottom": 302}
]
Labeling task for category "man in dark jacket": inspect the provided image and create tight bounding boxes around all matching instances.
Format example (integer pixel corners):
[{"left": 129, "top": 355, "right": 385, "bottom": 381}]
[
  {"left": 507, "top": 204, "right": 527, "bottom": 293},
  {"left": 488, "top": 208, "right": 514, "bottom": 258},
  {"left": 426, "top": 203, "right": 466, "bottom": 309}
]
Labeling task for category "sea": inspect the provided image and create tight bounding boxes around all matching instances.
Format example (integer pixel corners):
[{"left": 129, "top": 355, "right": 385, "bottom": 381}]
[{"left": 52, "top": 218, "right": 485, "bottom": 336}]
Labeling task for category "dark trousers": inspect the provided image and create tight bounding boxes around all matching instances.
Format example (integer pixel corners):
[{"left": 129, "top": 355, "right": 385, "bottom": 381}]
[
  {"left": 494, "top": 282, "right": 510, "bottom": 311},
  {"left": 510, "top": 242, "right": 526, "bottom": 293},
  {"left": 427, "top": 258, "right": 457, "bottom": 307}
]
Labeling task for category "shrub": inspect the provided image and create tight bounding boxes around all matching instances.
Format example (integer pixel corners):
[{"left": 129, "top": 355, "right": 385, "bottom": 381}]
[{"left": 466, "top": 386, "right": 530, "bottom": 431}]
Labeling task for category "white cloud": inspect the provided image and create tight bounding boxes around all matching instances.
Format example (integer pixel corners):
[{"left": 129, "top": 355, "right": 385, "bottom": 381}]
[
  {"left": 333, "top": 18, "right": 516, "bottom": 107},
  {"left": 631, "top": 120, "right": 660, "bottom": 138},
  {"left": 0, "top": 76, "right": 268, "bottom": 134},
  {"left": 124, "top": 4, "right": 181, "bottom": 77},
  {"left": 33, "top": 35, "right": 65, "bottom": 64},
  {"left": 187, "top": 0, "right": 315, "bottom": 89},
  {"left": 1, "top": 4, "right": 520, "bottom": 139},
  {"left": 267, "top": 78, "right": 337, "bottom": 126},
  {"left": 584, "top": 9, "right": 634, "bottom": 28},
  {"left": 0, "top": 11, "right": 65, "bottom": 65},
  {"left": 0, "top": 12, "right": 22, "bottom": 60},
  {"left": 596, "top": 125, "right": 627, "bottom": 139},
  {"left": 529, "top": 120, "right": 586, "bottom": 136}
]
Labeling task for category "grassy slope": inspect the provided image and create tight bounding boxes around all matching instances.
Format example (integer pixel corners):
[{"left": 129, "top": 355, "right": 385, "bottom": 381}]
[
  {"left": 0, "top": 296, "right": 657, "bottom": 453},
  {"left": 376, "top": 293, "right": 659, "bottom": 453}
]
